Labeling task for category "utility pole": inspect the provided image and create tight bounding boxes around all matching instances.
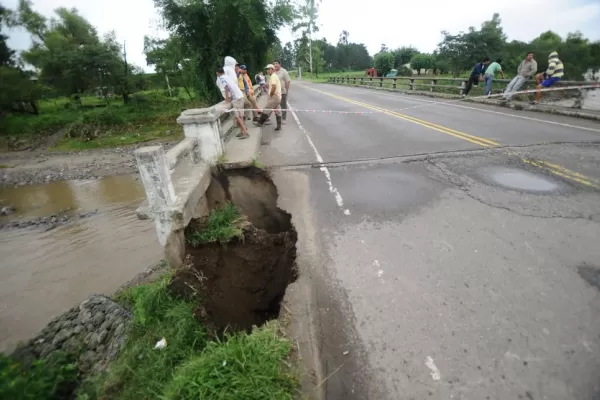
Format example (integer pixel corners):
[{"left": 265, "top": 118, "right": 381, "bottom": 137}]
[{"left": 122, "top": 41, "right": 130, "bottom": 103}]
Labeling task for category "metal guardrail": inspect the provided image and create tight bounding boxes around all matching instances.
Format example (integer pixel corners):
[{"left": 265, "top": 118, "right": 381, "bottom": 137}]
[{"left": 328, "top": 76, "right": 586, "bottom": 96}]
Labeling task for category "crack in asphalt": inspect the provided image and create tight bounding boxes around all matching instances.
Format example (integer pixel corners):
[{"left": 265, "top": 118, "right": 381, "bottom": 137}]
[
  {"left": 266, "top": 140, "right": 600, "bottom": 171},
  {"left": 425, "top": 158, "right": 599, "bottom": 222}
]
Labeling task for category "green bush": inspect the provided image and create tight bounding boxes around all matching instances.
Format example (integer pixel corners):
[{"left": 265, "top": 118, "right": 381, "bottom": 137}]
[
  {"left": 163, "top": 322, "right": 297, "bottom": 400},
  {"left": 0, "top": 352, "right": 78, "bottom": 400}
]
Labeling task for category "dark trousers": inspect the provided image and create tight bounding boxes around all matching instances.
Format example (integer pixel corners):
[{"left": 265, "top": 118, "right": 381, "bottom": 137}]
[
  {"left": 463, "top": 75, "right": 479, "bottom": 96},
  {"left": 280, "top": 93, "right": 288, "bottom": 120}
]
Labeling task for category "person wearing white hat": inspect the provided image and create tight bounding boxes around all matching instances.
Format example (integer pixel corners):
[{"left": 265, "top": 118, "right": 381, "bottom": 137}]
[{"left": 253, "top": 64, "right": 282, "bottom": 131}]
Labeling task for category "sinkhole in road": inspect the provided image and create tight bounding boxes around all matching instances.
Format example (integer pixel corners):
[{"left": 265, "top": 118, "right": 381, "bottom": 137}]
[
  {"left": 169, "top": 167, "right": 298, "bottom": 333},
  {"left": 479, "top": 166, "right": 560, "bottom": 193}
]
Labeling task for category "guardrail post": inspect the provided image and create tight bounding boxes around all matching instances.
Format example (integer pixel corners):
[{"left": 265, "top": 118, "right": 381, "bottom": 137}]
[
  {"left": 369, "top": 77, "right": 373, "bottom": 87},
  {"left": 360, "top": 77, "right": 364, "bottom": 85},
  {"left": 393, "top": 79, "right": 397, "bottom": 89},
  {"left": 459, "top": 80, "right": 467, "bottom": 96},
  {"left": 410, "top": 78, "right": 415, "bottom": 91},
  {"left": 177, "top": 107, "right": 223, "bottom": 165},
  {"left": 431, "top": 79, "right": 437, "bottom": 93},
  {"left": 378, "top": 78, "right": 383, "bottom": 88},
  {"left": 353, "top": 77, "right": 356, "bottom": 85}
]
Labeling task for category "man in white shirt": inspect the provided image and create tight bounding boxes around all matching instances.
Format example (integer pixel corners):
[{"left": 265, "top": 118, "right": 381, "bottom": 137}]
[{"left": 216, "top": 66, "right": 249, "bottom": 139}]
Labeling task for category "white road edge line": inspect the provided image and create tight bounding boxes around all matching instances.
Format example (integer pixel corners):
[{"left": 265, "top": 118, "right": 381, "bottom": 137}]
[
  {"left": 288, "top": 101, "right": 351, "bottom": 216},
  {"left": 327, "top": 84, "right": 600, "bottom": 134}
]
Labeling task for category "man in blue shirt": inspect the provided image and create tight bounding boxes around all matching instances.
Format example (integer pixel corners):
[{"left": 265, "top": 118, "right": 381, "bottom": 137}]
[{"left": 462, "top": 57, "right": 490, "bottom": 97}]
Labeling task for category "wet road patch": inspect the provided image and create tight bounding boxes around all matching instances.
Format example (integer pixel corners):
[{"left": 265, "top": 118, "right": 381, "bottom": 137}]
[{"left": 477, "top": 166, "right": 563, "bottom": 194}]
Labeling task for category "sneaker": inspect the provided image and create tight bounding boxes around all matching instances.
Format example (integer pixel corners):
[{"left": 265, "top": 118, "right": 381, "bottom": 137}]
[
  {"left": 529, "top": 100, "right": 539, "bottom": 105},
  {"left": 282, "top": 119, "right": 287, "bottom": 125},
  {"left": 460, "top": 94, "right": 466, "bottom": 98},
  {"left": 238, "top": 133, "right": 250, "bottom": 140}
]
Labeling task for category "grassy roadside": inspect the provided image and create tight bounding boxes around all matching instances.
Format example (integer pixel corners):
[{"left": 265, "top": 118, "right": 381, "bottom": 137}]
[
  {"left": 0, "top": 272, "right": 299, "bottom": 400},
  {"left": 0, "top": 89, "right": 201, "bottom": 152}
]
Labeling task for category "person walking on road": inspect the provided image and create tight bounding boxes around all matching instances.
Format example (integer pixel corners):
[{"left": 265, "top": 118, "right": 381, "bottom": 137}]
[
  {"left": 502, "top": 52, "right": 537, "bottom": 101},
  {"left": 216, "top": 67, "right": 249, "bottom": 139},
  {"left": 462, "top": 57, "right": 489, "bottom": 97},
  {"left": 253, "top": 64, "right": 282, "bottom": 131},
  {"left": 256, "top": 71, "right": 267, "bottom": 94},
  {"left": 273, "top": 60, "right": 290, "bottom": 124},
  {"left": 531, "top": 51, "right": 564, "bottom": 105},
  {"left": 483, "top": 59, "right": 505, "bottom": 97}
]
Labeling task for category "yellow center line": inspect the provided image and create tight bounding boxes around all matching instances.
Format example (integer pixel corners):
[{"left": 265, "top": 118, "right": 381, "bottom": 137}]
[
  {"left": 303, "top": 85, "right": 599, "bottom": 190},
  {"left": 306, "top": 86, "right": 498, "bottom": 148}
]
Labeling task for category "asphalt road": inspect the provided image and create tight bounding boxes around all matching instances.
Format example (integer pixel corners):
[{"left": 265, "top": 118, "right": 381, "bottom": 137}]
[{"left": 262, "top": 81, "right": 600, "bottom": 400}]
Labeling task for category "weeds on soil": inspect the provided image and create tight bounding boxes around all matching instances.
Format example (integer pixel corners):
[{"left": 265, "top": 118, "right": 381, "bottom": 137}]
[
  {"left": 251, "top": 156, "right": 266, "bottom": 169},
  {"left": 186, "top": 202, "right": 245, "bottom": 246},
  {"left": 0, "top": 351, "right": 78, "bottom": 400},
  {"left": 79, "top": 273, "right": 298, "bottom": 400}
]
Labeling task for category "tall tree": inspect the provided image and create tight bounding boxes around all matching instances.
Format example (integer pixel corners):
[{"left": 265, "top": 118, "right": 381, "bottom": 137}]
[
  {"left": 155, "top": 0, "right": 295, "bottom": 101},
  {"left": 293, "top": 0, "right": 319, "bottom": 73}
]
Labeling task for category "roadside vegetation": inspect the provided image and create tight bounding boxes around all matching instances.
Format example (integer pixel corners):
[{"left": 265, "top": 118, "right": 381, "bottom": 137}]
[
  {"left": 186, "top": 202, "right": 245, "bottom": 246},
  {"left": 0, "top": 273, "right": 299, "bottom": 400}
]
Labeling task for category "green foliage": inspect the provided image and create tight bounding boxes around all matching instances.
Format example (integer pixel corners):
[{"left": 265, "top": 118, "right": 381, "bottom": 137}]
[
  {"left": 90, "top": 274, "right": 208, "bottom": 399},
  {"left": 81, "top": 274, "right": 298, "bottom": 400},
  {"left": 155, "top": 0, "right": 296, "bottom": 103},
  {"left": 374, "top": 51, "right": 394, "bottom": 76},
  {"left": 392, "top": 46, "right": 419, "bottom": 68},
  {"left": 410, "top": 53, "right": 434, "bottom": 74},
  {"left": 163, "top": 321, "right": 297, "bottom": 400},
  {"left": 0, "top": 351, "right": 78, "bottom": 400},
  {"left": 186, "top": 203, "right": 244, "bottom": 246}
]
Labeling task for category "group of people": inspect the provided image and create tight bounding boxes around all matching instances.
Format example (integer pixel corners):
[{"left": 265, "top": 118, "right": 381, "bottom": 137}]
[
  {"left": 216, "top": 56, "right": 291, "bottom": 140},
  {"left": 463, "top": 51, "right": 564, "bottom": 105}
]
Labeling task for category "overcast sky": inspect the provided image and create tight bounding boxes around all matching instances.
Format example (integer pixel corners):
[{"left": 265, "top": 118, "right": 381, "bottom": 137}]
[{"left": 5, "top": 0, "right": 600, "bottom": 72}]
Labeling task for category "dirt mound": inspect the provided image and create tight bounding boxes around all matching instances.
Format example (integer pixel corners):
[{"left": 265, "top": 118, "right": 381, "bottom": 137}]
[{"left": 169, "top": 167, "right": 298, "bottom": 331}]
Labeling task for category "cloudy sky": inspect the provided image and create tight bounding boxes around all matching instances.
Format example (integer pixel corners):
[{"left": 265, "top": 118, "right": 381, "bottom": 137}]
[{"left": 5, "top": 0, "right": 600, "bottom": 72}]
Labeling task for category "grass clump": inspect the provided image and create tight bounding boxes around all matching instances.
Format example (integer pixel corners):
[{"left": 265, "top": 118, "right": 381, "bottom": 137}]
[
  {"left": 0, "top": 351, "right": 78, "bottom": 400},
  {"left": 80, "top": 272, "right": 298, "bottom": 400},
  {"left": 186, "top": 202, "right": 244, "bottom": 246},
  {"left": 89, "top": 274, "right": 208, "bottom": 399},
  {"left": 251, "top": 156, "right": 265, "bottom": 169},
  {"left": 163, "top": 321, "right": 298, "bottom": 400}
]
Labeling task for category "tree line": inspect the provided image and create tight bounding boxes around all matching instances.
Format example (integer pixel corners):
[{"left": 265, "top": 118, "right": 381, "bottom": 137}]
[{"left": 373, "top": 14, "right": 600, "bottom": 80}]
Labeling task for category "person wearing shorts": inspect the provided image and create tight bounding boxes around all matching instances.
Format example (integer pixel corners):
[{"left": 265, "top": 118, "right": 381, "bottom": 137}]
[
  {"left": 531, "top": 51, "right": 564, "bottom": 105},
  {"left": 216, "top": 67, "right": 249, "bottom": 139}
]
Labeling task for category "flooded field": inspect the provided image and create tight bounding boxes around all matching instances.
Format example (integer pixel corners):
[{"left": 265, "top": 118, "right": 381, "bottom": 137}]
[{"left": 0, "top": 175, "right": 162, "bottom": 353}]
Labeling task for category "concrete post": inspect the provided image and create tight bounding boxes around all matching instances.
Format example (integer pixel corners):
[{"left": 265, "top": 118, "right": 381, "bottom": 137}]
[
  {"left": 431, "top": 79, "right": 437, "bottom": 93},
  {"left": 134, "top": 146, "right": 177, "bottom": 252},
  {"left": 460, "top": 80, "right": 466, "bottom": 96},
  {"left": 177, "top": 107, "right": 223, "bottom": 165},
  {"left": 393, "top": 79, "right": 397, "bottom": 89},
  {"left": 379, "top": 78, "right": 383, "bottom": 88},
  {"left": 410, "top": 78, "right": 415, "bottom": 91}
]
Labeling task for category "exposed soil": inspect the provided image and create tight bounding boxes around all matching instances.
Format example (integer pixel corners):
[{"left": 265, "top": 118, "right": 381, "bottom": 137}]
[{"left": 169, "top": 167, "right": 298, "bottom": 331}]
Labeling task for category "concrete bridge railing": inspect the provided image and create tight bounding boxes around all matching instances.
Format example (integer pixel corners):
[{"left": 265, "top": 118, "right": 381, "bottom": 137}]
[
  {"left": 134, "top": 85, "right": 264, "bottom": 267},
  {"left": 328, "top": 76, "right": 594, "bottom": 108}
]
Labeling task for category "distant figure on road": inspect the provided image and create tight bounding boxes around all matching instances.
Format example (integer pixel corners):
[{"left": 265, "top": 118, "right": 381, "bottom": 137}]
[
  {"left": 216, "top": 67, "right": 249, "bottom": 139},
  {"left": 255, "top": 71, "right": 267, "bottom": 94},
  {"left": 253, "top": 64, "right": 282, "bottom": 131},
  {"left": 531, "top": 51, "right": 564, "bottom": 105},
  {"left": 502, "top": 52, "right": 537, "bottom": 102},
  {"left": 483, "top": 59, "right": 505, "bottom": 97},
  {"left": 462, "top": 57, "right": 490, "bottom": 97},
  {"left": 274, "top": 60, "right": 291, "bottom": 124}
]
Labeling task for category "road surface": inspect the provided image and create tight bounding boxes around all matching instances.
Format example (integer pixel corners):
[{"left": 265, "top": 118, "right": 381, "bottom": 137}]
[{"left": 262, "top": 81, "right": 600, "bottom": 400}]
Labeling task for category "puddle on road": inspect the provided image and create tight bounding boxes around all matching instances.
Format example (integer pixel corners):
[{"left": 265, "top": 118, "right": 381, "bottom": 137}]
[
  {"left": 0, "top": 175, "right": 162, "bottom": 353},
  {"left": 0, "top": 175, "right": 145, "bottom": 220},
  {"left": 479, "top": 166, "right": 560, "bottom": 193}
]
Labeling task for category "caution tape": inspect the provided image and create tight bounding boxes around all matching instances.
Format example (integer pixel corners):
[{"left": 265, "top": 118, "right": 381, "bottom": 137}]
[{"left": 223, "top": 83, "right": 600, "bottom": 115}]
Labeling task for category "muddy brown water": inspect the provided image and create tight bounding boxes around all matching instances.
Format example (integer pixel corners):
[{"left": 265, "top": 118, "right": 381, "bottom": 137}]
[{"left": 0, "top": 175, "right": 162, "bottom": 353}]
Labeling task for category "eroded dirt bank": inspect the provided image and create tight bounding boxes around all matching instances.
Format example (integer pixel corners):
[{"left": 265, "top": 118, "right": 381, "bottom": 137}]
[{"left": 170, "top": 167, "right": 298, "bottom": 331}]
